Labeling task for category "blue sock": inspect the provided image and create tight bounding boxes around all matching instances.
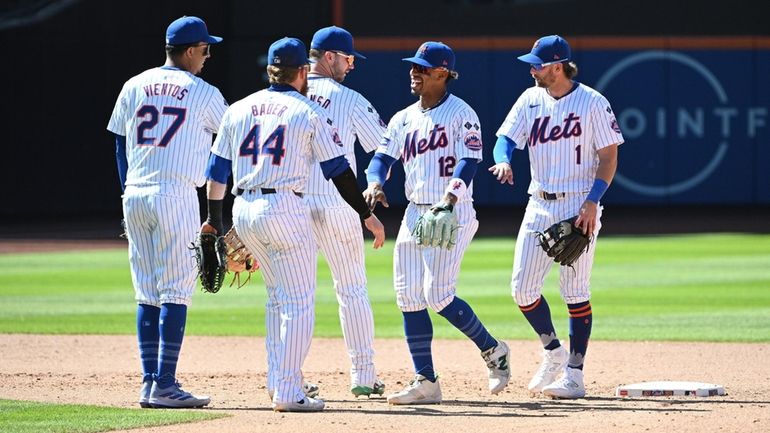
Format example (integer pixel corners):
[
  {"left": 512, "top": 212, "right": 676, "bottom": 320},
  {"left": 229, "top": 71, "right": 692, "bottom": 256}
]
[
  {"left": 156, "top": 303, "right": 187, "bottom": 388},
  {"left": 437, "top": 296, "right": 497, "bottom": 352},
  {"left": 137, "top": 304, "right": 160, "bottom": 382},
  {"left": 568, "top": 301, "right": 593, "bottom": 370},
  {"left": 403, "top": 310, "right": 436, "bottom": 382},
  {"left": 519, "top": 296, "right": 561, "bottom": 351}
]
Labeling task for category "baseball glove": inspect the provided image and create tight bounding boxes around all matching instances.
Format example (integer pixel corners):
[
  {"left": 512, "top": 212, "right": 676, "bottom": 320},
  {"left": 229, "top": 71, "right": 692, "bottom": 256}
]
[
  {"left": 221, "top": 227, "right": 259, "bottom": 288},
  {"left": 192, "top": 232, "right": 228, "bottom": 293},
  {"left": 535, "top": 216, "right": 591, "bottom": 267},
  {"left": 412, "top": 202, "right": 458, "bottom": 250}
]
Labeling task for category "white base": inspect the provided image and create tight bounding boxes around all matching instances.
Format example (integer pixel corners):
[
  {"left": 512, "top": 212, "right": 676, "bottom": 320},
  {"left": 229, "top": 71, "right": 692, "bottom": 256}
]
[{"left": 616, "top": 381, "right": 726, "bottom": 397}]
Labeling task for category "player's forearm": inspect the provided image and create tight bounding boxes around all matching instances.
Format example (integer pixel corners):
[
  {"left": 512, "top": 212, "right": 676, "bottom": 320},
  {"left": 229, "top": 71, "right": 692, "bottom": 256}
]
[
  {"left": 366, "top": 152, "right": 396, "bottom": 185},
  {"left": 493, "top": 135, "right": 516, "bottom": 164},
  {"left": 331, "top": 167, "right": 373, "bottom": 220},
  {"left": 595, "top": 144, "right": 618, "bottom": 184},
  {"left": 114, "top": 135, "right": 128, "bottom": 191},
  {"left": 587, "top": 144, "right": 619, "bottom": 203}
]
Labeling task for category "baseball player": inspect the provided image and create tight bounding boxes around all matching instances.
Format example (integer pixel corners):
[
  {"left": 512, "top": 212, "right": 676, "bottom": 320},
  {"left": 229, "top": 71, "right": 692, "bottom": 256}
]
[
  {"left": 201, "top": 37, "right": 385, "bottom": 412},
  {"left": 364, "top": 42, "right": 511, "bottom": 405},
  {"left": 489, "top": 35, "right": 623, "bottom": 399},
  {"left": 265, "top": 26, "right": 385, "bottom": 398},
  {"left": 106, "top": 16, "right": 227, "bottom": 408}
]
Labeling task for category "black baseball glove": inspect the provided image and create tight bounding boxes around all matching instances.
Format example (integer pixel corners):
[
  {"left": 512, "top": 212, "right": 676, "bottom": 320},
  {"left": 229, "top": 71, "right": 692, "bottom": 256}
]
[
  {"left": 191, "top": 232, "right": 228, "bottom": 293},
  {"left": 535, "top": 216, "right": 591, "bottom": 267}
]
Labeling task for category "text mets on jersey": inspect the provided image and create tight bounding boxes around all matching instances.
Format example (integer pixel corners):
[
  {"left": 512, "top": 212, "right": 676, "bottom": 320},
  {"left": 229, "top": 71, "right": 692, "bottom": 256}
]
[
  {"left": 528, "top": 113, "right": 583, "bottom": 146},
  {"left": 402, "top": 125, "right": 448, "bottom": 162}
]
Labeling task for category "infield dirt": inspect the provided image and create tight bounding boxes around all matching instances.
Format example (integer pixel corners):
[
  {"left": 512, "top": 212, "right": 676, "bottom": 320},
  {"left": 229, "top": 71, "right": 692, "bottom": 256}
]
[{"left": 1, "top": 335, "right": 768, "bottom": 433}]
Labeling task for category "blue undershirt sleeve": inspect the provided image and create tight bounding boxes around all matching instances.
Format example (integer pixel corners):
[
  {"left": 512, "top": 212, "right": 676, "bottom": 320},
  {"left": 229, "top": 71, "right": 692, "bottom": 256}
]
[
  {"left": 205, "top": 153, "right": 232, "bottom": 184},
  {"left": 115, "top": 134, "right": 128, "bottom": 191},
  {"left": 493, "top": 135, "right": 516, "bottom": 164},
  {"left": 320, "top": 155, "right": 351, "bottom": 180},
  {"left": 366, "top": 153, "right": 396, "bottom": 184},
  {"left": 453, "top": 158, "right": 478, "bottom": 185}
]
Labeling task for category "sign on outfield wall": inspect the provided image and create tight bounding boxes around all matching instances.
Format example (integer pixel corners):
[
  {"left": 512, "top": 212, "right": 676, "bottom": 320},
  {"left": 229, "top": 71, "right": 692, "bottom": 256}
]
[{"left": 346, "top": 37, "right": 770, "bottom": 206}]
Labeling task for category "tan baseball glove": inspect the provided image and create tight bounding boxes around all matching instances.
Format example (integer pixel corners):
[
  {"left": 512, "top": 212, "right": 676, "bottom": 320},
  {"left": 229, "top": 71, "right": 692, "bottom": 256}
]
[{"left": 222, "top": 227, "right": 259, "bottom": 288}]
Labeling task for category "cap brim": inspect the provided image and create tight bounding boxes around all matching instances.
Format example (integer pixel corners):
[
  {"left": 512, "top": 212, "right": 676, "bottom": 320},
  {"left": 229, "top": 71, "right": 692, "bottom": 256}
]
[
  {"left": 351, "top": 50, "right": 366, "bottom": 59},
  {"left": 207, "top": 35, "right": 223, "bottom": 44},
  {"left": 402, "top": 57, "right": 433, "bottom": 68},
  {"left": 517, "top": 53, "right": 543, "bottom": 64}
]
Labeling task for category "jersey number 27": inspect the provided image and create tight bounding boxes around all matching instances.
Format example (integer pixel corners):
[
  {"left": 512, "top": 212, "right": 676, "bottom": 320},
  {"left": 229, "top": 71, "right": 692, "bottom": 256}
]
[
  {"left": 239, "top": 124, "right": 286, "bottom": 166},
  {"left": 136, "top": 105, "right": 186, "bottom": 147}
]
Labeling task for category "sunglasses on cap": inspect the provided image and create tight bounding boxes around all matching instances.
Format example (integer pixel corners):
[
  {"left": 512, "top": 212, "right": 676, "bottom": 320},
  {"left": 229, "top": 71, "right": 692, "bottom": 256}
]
[
  {"left": 332, "top": 51, "right": 355, "bottom": 66},
  {"left": 530, "top": 59, "right": 568, "bottom": 71}
]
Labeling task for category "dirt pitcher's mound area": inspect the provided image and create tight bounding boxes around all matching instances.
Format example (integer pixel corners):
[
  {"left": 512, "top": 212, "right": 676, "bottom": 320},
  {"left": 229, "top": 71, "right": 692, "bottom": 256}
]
[{"left": 1, "top": 335, "right": 768, "bottom": 433}]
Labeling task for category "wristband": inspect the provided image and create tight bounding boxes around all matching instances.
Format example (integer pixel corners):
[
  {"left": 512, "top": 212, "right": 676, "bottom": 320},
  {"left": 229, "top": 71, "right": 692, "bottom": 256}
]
[
  {"left": 445, "top": 178, "right": 467, "bottom": 200},
  {"left": 586, "top": 179, "right": 609, "bottom": 204}
]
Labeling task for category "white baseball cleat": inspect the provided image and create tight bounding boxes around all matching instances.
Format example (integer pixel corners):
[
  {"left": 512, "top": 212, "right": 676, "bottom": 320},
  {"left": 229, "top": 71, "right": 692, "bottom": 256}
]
[
  {"left": 272, "top": 396, "right": 325, "bottom": 412},
  {"left": 481, "top": 340, "right": 511, "bottom": 394},
  {"left": 138, "top": 380, "right": 152, "bottom": 408},
  {"left": 386, "top": 375, "right": 442, "bottom": 405},
  {"left": 269, "top": 381, "right": 320, "bottom": 400},
  {"left": 148, "top": 381, "right": 210, "bottom": 408},
  {"left": 528, "top": 345, "right": 568, "bottom": 394},
  {"left": 542, "top": 366, "right": 586, "bottom": 399}
]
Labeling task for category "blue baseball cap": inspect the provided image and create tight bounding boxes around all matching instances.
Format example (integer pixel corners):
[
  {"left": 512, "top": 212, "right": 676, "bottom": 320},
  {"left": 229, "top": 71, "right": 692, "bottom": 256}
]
[
  {"left": 166, "top": 16, "right": 222, "bottom": 45},
  {"left": 268, "top": 37, "right": 310, "bottom": 68},
  {"left": 518, "top": 35, "right": 571, "bottom": 65},
  {"left": 402, "top": 41, "right": 455, "bottom": 71},
  {"left": 311, "top": 26, "right": 366, "bottom": 59}
]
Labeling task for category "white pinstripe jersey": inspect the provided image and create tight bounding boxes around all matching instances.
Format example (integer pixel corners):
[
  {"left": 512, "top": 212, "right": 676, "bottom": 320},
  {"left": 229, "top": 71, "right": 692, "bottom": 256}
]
[
  {"left": 496, "top": 82, "right": 624, "bottom": 194},
  {"left": 376, "top": 94, "right": 483, "bottom": 204},
  {"left": 211, "top": 87, "right": 346, "bottom": 194},
  {"left": 306, "top": 76, "right": 385, "bottom": 195},
  {"left": 107, "top": 67, "right": 228, "bottom": 188}
]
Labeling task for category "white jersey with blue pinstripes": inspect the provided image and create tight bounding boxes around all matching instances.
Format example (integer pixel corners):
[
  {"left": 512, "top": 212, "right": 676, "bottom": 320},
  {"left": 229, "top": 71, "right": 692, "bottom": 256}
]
[
  {"left": 376, "top": 94, "right": 483, "bottom": 204},
  {"left": 107, "top": 67, "right": 228, "bottom": 187},
  {"left": 211, "top": 87, "right": 345, "bottom": 194},
  {"left": 496, "top": 82, "right": 624, "bottom": 195},
  {"left": 306, "top": 76, "right": 385, "bottom": 195}
]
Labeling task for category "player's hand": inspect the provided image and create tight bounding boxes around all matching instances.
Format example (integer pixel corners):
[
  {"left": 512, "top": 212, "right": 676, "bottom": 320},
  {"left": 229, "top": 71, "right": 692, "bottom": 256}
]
[
  {"left": 488, "top": 162, "right": 514, "bottom": 185},
  {"left": 119, "top": 218, "right": 128, "bottom": 240},
  {"left": 363, "top": 182, "right": 389, "bottom": 210},
  {"left": 363, "top": 213, "right": 385, "bottom": 249},
  {"left": 575, "top": 200, "right": 598, "bottom": 235},
  {"left": 200, "top": 221, "right": 219, "bottom": 235}
]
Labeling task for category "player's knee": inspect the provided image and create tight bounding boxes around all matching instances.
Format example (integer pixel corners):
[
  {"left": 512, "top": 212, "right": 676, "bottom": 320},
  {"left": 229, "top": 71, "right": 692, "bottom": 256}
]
[
  {"left": 512, "top": 286, "right": 540, "bottom": 307},
  {"left": 426, "top": 291, "right": 454, "bottom": 313}
]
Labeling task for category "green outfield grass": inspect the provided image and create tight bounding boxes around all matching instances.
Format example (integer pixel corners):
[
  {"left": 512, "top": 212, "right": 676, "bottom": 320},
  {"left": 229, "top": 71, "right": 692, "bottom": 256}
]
[
  {"left": 0, "top": 399, "right": 226, "bottom": 433},
  {"left": 0, "top": 234, "right": 768, "bottom": 342}
]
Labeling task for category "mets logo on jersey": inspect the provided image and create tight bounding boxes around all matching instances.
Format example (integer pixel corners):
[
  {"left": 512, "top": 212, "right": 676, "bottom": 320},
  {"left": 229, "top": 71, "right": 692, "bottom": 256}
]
[
  {"left": 610, "top": 118, "right": 621, "bottom": 133},
  {"left": 464, "top": 132, "right": 482, "bottom": 151},
  {"left": 331, "top": 127, "right": 343, "bottom": 146},
  {"left": 528, "top": 113, "right": 582, "bottom": 146},
  {"left": 402, "top": 125, "right": 448, "bottom": 163}
]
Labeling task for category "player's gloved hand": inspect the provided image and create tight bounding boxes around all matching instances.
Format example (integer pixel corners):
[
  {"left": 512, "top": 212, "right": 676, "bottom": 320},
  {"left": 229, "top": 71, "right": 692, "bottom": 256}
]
[
  {"left": 412, "top": 201, "right": 458, "bottom": 250},
  {"left": 488, "top": 162, "right": 514, "bottom": 185},
  {"left": 363, "top": 213, "right": 386, "bottom": 249},
  {"left": 363, "top": 183, "right": 389, "bottom": 211}
]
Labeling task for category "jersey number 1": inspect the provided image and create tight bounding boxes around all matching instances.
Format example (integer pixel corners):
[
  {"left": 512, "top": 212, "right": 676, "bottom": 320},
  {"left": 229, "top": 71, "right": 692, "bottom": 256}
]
[
  {"left": 136, "top": 105, "right": 186, "bottom": 147},
  {"left": 239, "top": 124, "right": 286, "bottom": 165}
]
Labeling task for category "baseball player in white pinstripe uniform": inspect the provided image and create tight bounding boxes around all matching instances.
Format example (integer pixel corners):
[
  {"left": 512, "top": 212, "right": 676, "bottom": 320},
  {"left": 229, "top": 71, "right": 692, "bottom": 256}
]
[
  {"left": 490, "top": 35, "right": 623, "bottom": 399},
  {"left": 364, "top": 42, "right": 510, "bottom": 405},
  {"left": 271, "top": 26, "right": 387, "bottom": 398},
  {"left": 201, "top": 37, "right": 385, "bottom": 412},
  {"left": 106, "top": 16, "right": 227, "bottom": 408}
]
